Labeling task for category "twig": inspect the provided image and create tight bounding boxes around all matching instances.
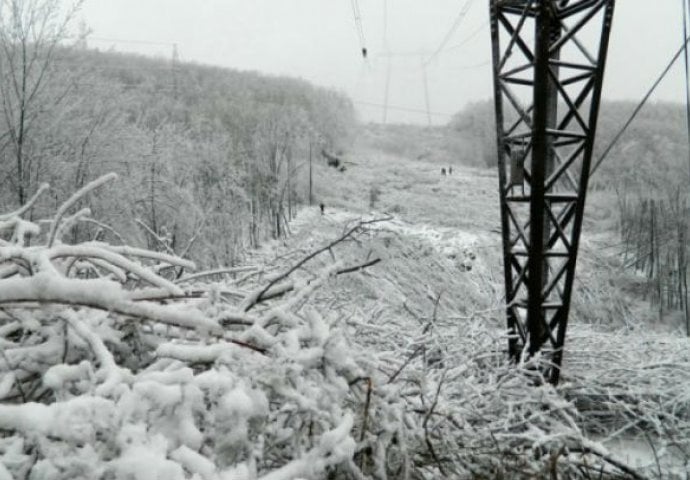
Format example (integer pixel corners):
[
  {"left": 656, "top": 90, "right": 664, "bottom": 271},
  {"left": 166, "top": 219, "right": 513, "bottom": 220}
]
[
  {"left": 0, "top": 183, "right": 49, "bottom": 222},
  {"left": 572, "top": 446, "right": 648, "bottom": 480},
  {"left": 79, "top": 217, "right": 126, "bottom": 244},
  {"left": 175, "top": 266, "right": 257, "bottom": 284},
  {"left": 135, "top": 218, "right": 175, "bottom": 255},
  {"left": 358, "top": 377, "right": 373, "bottom": 471},
  {"left": 244, "top": 217, "right": 390, "bottom": 312},
  {"left": 48, "top": 173, "right": 117, "bottom": 247},
  {"left": 388, "top": 345, "right": 424, "bottom": 383},
  {"left": 423, "top": 369, "right": 447, "bottom": 476},
  {"left": 335, "top": 258, "right": 381, "bottom": 275}
]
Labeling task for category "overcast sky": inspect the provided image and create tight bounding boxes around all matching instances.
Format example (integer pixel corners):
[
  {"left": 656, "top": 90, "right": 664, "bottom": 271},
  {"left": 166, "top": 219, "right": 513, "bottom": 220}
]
[{"left": 80, "top": 1, "right": 687, "bottom": 124}]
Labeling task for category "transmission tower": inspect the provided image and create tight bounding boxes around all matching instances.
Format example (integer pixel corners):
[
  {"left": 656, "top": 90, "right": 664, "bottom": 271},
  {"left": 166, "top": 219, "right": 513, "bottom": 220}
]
[
  {"left": 172, "top": 43, "right": 179, "bottom": 100},
  {"left": 489, "top": 0, "right": 615, "bottom": 384}
]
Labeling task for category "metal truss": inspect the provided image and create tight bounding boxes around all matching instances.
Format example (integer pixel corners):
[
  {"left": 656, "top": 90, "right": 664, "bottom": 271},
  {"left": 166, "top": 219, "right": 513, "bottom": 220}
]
[{"left": 489, "top": 0, "right": 615, "bottom": 384}]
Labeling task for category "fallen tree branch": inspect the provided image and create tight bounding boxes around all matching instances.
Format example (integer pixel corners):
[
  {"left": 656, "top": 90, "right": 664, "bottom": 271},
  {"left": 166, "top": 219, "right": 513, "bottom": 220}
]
[
  {"left": 245, "top": 217, "right": 390, "bottom": 312},
  {"left": 175, "top": 266, "right": 257, "bottom": 284},
  {"left": 48, "top": 173, "right": 118, "bottom": 247},
  {"left": 0, "top": 274, "right": 222, "bottom": 334},
  {"left": 243, "top": 258, "right": 382, "bottom": 309},
  {"left": 336, "top": 258, "right": 381, "bottom": 275}
]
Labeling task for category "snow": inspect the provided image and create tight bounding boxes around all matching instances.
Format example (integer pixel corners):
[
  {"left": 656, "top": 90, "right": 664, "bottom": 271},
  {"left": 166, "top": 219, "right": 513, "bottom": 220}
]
[
  {"left": 257, "top": 415, "right": 355, "bottom": 480},
  {"left": 0, "top": 463, "right": 11, "bottom": 480},
  {"left": 109, "top": 425, "right": 185, "bottom": 480},
  {"left": 171, "top": 445, "right": 219, "bottom": 480},
  {"left": 0, "top": 172, "right": 686, "bottom": 479},
  {"left": 43, "top": 360, "right": 93, "bottom": 391},
  {"left": 49, "top": 244, "right": 185, "bottom": 294},
  {"left": 0, "top": 396, "right": 116, "bottom": 442}
]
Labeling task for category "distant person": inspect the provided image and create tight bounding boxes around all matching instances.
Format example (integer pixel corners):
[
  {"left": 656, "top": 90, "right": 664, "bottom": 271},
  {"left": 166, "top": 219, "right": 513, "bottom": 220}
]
[
  {"left": 362, "top": 47, "right": 367, "bottom": 59},
  {"left": 449, "top": 166, "right": 453, "bottom": 175},
  {"left": 441, "top": 167, "right": 446, "bottom": 176},
  {"left": 320, "top": 203, "right": 325, "bottom": 215}
]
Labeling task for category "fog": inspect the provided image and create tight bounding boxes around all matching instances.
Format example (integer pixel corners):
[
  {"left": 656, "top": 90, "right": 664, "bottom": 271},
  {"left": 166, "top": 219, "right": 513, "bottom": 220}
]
[{"left": 81, "top": 1, "right": 687, "bottom": 123}]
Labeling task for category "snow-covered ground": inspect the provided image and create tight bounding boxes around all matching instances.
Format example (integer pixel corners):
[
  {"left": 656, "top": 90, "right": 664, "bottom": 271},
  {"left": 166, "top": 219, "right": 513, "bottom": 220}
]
[{"left": 1, "top": 148, "right": 689, "bottom": 478}]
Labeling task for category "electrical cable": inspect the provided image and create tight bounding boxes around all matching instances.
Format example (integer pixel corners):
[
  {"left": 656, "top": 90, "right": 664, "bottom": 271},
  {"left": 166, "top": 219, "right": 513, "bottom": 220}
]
[
  {"left": 441, "top": 19, "right": 489, "bottom": 53},
  {"left": 375, "top": 20, "right": 488, "bottom": 60},
  {"left": 381, "top": 0, "right": 390, "bottom": 122},
  {"left": 382, "top": 0, "right": 388, "bottom": 50},
  {"left": 89, "top": 36, "right": 175, "bottom": 47},
  {"left": 353, "top": 100, "right": 454, "bottom": 118},
  {"left": 424, "top": 0, "right": 475, "bottom": 66},
  {"left": 591, "top": 32, "right": 690, "bottom": 176},
  {"left": 350, "top": 0, "right": 367, "bottom": 56},
  {"left": 683, "top": 0, "right": 690, "bottom": 182}
]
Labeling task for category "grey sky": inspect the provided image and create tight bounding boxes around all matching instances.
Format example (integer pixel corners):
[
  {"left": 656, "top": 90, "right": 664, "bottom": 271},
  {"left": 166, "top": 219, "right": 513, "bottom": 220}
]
[{"left": 80, "top": 1, "right": 687, "bottom": 124}]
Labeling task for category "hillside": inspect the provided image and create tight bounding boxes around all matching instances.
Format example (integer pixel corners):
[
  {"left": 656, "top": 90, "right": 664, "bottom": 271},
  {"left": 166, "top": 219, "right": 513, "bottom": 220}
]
[
  {"left": 264, "top": 139, "right": 690, "bottom": 476},
  {"left": 449, "top": 99, "right": 690, "bottom": 190},
  {"left": 0, "top": 46, "right": 356, "bottom": 269},
  {"left": 1, "top": 152, "right": 688, "bottom": 478}
]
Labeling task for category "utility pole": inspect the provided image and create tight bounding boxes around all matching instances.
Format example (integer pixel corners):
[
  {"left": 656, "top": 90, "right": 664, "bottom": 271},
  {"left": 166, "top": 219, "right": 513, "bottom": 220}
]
[
  {"left": 172, "top": 43, "right": 179, "bottom": 100},
  {"left": 490, "top": 0, "right": 615, "bottom": 384},
  {"left": 287, "top": 146, "right": 292, "bottom": 220},
  {"left": 382, "top": 56, "right": 392, "bottom": 124},
  {"left": 421, "top": 63, "right": 432, "bottom": 127},
  {"left": 382, "top": 0, "right": 391, "bottom": 124},
  {"left": 309, "top": 141, "right": 313, "bottom": 205}
]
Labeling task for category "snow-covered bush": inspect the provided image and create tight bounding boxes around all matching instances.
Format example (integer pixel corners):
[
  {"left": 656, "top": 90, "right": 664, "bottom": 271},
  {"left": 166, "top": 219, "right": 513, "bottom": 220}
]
[{"left": 0, "top": 175, "right": 362, "bottom": 480}]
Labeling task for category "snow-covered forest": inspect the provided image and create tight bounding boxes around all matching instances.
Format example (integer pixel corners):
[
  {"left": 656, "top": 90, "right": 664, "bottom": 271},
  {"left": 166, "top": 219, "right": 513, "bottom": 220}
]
[
  {"left": 0, "top": 3, "right": 357, "bottom": 269},
  {"left": 2, "top": 0, "right": 690, "bottom": 479}
]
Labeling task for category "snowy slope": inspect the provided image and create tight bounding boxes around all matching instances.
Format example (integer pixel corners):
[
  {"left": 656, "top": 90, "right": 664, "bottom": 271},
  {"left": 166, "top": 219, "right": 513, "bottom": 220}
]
[{"left": 0, "top": 154, "right": 688, "bottom": 478}]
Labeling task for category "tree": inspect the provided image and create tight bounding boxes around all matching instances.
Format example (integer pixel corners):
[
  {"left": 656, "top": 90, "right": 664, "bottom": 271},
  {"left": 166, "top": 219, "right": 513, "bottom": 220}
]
[
  {"left": 449, "top": 100, "right": 497, "bottom": 167},
  {"left": 0, "top": 0, "right": 84, "bottom": 206}
]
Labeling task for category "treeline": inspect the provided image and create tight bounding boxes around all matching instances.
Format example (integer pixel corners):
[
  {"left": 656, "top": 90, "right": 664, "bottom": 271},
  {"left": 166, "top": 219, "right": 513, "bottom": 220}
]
[
  {"left": 592, "top": 101, "right": 690, "bottom": 191},
  {"left": 594, "top": 103, "right": 690, "bottom": 321},
  {"left": 450, "top": 98, "right": 690, "bottom": 320},
  {"left": 0, "top": 39, "right": 355, "bottom": 267},
  {"left": 617, "top": 192, "right": 689, "bottom": 327},
  {"left": 449, "top": 99, "right": 690, "bottom": 191}
]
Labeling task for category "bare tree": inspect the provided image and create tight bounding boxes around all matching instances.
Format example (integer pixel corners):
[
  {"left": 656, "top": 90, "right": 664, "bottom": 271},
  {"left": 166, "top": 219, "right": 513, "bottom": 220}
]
[{"left": 0, "top": 0, "right": 84, "bottom": 206}]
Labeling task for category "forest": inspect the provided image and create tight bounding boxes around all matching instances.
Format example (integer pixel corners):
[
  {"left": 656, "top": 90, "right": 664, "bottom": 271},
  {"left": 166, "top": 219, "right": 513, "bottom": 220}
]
[
  {"left": 0, "top": 33, "right": 356, "bottom": 269},
  {"left": 451, "top": 99, "right": 690, "bottom": 327},
  {"left": 450, "top": 98, "right": 690, "bottom": 191}
]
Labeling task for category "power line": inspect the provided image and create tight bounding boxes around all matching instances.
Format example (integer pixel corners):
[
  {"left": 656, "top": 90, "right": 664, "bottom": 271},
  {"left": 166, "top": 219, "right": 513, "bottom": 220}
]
[
  {"left": 683, "top": 0, "right": 690, "bottom": 183},
  {"left": 52, "top": 62, "right": 176, "bottom": 72},
  {"left": 354, "top": 100, "right": 454, "bottom": 118},
  {"left": 88, "top": 36, "right": 176, "bottom": 47},
  {"left": 376, "top": 50, "right": 433, "bottom": 58},
  {"left": 424, "top": 0, "right": 475, "bottom": 66},
  {"left": 682, "top": 0, "right": 690, "bottom": 332},
  {"left": 375, "top": 20, "right": 488, "bottom": 60},
  {"left": 442, "top": 20, "right": 489, "bottom": 52},
  {"left": 381, "top": 0, "right": 391, "bottom": 122},
  {"left": 429, "top": 60, "right": 491, "bottom": 71},
  {"left": 350, "top": 0, "right": 367, "bottom": 56},
  {"left": 382, "top": 57, "right": 392, "bottom": 123},
  {"left": 382, "top": 0, "right": 388, "bottom": 51},
  {"left": 421, "top": 64, "right": 432, "bottom": 125},
  {"left": 591, "top": 32, "right": 690, "bottom": 176}
]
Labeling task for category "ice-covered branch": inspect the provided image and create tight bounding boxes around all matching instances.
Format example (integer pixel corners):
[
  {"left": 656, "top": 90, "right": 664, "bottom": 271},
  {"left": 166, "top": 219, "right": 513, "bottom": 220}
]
[
  {"left": 258, "top": 414, "right": 355, "bottom": 480},
  {"left": 0, "top": 273, "right": 222, "bottom": 334},
  {"left": 0, "top": 183, "right": 49, "bottom": 222},
  {"left": 47, "top": 173, "right": 118, "bottom": 247}
]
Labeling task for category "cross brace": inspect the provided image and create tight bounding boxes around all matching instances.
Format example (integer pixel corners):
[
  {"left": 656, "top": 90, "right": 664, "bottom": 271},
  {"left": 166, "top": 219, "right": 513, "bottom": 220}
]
[{"left": 489, "top": 0, "right": 614, "bottom": 384}]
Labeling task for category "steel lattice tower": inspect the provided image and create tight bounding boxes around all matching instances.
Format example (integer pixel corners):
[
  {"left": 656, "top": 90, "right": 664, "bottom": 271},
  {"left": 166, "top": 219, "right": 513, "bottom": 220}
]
[{"left": 489, "top": 0, "right": 615, "bottom": 384}]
